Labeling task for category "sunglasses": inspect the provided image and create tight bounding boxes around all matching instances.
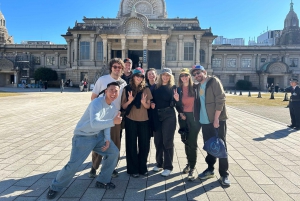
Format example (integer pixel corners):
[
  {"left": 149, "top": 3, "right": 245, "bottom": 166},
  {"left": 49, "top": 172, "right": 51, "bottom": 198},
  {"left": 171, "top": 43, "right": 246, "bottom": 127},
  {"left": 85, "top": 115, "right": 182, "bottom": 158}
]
[
  {"left": 180, "top": 74, "right": 189, "bottom": 77},
  {"left": 193, "top": 71, "right": 201, "bottom": 77},
  {"left": 112, "top": 65, "right": 122, "bottom": 69},
  {"left": 135, "top": 74, "right": 145, "bottom": 78}
]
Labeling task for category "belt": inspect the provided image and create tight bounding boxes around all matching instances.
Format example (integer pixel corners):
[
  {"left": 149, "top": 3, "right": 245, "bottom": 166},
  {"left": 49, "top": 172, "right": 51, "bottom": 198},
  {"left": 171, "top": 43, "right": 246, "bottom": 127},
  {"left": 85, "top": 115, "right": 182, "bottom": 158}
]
[
  {"left": 290, "top": 99, "right": 300, "bottom": 102},
  {"left": 157, "top": 107, "right": 173, "bottom": 112}
]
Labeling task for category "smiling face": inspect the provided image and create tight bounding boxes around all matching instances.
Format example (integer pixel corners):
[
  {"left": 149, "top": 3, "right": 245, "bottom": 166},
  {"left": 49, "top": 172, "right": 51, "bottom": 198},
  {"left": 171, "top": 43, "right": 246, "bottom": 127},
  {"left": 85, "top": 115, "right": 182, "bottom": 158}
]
[
  {"left": 124, "top": 62, "right": 132, "bottom": 73},
  {"left": 162, "top": 73, "right": 171, "bottom": 85},
  {"left": 111, "top": 62, "right": 123, "bottom": 78},
  {"left": 192, "top": 70, "right": 207, "bottom": 83},
  {"left": 147, "top": 70, "right": 157, "bottom": 82},
  {"left": 133, "top": 74, "right": 144, "bottom": 85},
  {"left": 105, "top": 85, "right": 120, "bottom": 104},
  {"left": 180, "top": 73, "right": 190, "bottom": 85}
]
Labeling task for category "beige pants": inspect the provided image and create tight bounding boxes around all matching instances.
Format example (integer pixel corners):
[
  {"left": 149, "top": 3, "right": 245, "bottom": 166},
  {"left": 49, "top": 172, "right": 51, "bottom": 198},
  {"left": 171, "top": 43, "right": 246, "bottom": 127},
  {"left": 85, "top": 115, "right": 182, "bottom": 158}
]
[{"left": 92, "top": 124, "right": 121, "bottom": 169}]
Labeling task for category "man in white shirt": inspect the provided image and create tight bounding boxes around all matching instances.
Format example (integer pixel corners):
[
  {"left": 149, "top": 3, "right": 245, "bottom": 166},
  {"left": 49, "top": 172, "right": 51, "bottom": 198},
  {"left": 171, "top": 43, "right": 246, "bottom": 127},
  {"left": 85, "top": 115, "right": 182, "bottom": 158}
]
[{"left": 90, "top": 58, "right": 127, "bottom": 178}]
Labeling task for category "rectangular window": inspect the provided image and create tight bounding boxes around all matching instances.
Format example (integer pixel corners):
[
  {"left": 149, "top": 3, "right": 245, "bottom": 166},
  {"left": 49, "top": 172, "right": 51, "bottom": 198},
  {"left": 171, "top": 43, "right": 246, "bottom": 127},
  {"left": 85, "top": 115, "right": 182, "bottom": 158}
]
[
  {"left": 227, "top": 58, "right": 236, "bottom": 68},
  {"left": 244, "top": 76, "right": 250, "bottom": 81},
  {"left": 212, "top": 58, "right": 221, "bottom": 68},
  {"left": 46, "top": 56, "right": 55, "bottom": 65},
  {"left": 184, "top": 42, "right": 194, "bottom": 61},
  {"left": 96, "top": 42, "right": 103, "bottom": 61},
  {"left": 34, "top": 56, "right": 40, "bottom": 65},
  {"left": 60, "top": 57, "right": 67, "bottom": 66},
  {"left": 229, "top": 75, "right": 235, "bottom": 83},
  {"left": 261, "top": 58, "right": 266, "bottom": 63},
  {"left": 242, "top": 58, "right": 251, "bottom": 68},
  {"left": 166, "top": 42, "right": 177, "bottom": 61},
  {"left": 290, "top": 58, "right": 298, "bottom": 67},
  {"left": 80, "top": 41, "right": 90, "bottom": 60}
]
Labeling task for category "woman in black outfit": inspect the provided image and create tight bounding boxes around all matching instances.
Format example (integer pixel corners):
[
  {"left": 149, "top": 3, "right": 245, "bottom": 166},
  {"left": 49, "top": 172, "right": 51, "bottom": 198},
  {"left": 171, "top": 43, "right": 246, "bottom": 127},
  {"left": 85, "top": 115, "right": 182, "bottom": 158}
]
[{"left": 150, "top": 68, "right": 177, "bottom": 177}]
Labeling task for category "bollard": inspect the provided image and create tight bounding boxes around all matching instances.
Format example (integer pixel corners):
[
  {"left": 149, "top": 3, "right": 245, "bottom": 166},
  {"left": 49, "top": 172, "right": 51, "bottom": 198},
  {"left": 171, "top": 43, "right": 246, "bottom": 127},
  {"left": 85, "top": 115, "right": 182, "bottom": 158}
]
[
  {"left": 229, "top": 90, "right": 232, "bottom": 94},
  {"left": 257, "top": 91, "right": 262, "bottom": 98},
  {"left": 234, "top": 90, "right": 237, "bottom": 95},
  {"left": 248, "top": 91, "right": 251, "bottom": 97},
  {"left": 239, "top": 91, "right": 242, "bottom": 96},
  {"left": 270, "top": 92, "right": 275, "bottom": 99},
  {"left": 225, "top": 89, "right": 228, "bottom": 93},
  {"left": 283, "top": 92, "right": 289, "bottom": 101}
]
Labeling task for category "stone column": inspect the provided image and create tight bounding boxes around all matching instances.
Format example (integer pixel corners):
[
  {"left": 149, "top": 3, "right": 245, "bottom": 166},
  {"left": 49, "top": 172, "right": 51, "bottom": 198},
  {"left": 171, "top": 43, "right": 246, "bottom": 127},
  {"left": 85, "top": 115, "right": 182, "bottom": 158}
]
[
  {"left": 161, "top": 35, "right": 167, "bottom": 68},
  {"left": 252, "top": 54, "right": 256, "bottom": 69},
  {"left": 258, "top": 54, "right": 261, "bottom": 67},
  {"left": 284, "top": 74, "right": 289, "bottom": 87},
  {"left": 73, "top": 36, "right": 78, "bottom": 66},
  {"left": 223, "top": 54, "right": 227, "bottom": 69},
  {"left": 262, "top": 74, "right": 268, "bottom": 91},
  {"left": 143, "top": 35, "right": 148, "bottom": 69},
  {"left": 195, "top": 35, "right": 201, "bottom": 65},
  {"left": 207, "top": 40, "right": 213, "bottom": 69},
  {"left": 66, "top": 39, "right": 71, "bottom": 67},
  {"left": 108, "top": 42, "right": 112, "bottom": 61},
  {"left": 101, "top": 35, "right": 108, "bottom": 65},
  {"left": 178, "top": 35, "right": 183, "bottom": 67},
  {"left": 41, "top": 52, "right": 45, "bottom": 66},
  {"left": 14, "top": 71, "right": 18, "bottom": 85},
  {"left": 285, "top": 54, "right": 290, "bottom": 65},
  {"left": 237, "top": 54, "right": 242, "bottom": 69},
  {"left": 55, "top": 52, "right": 59, "bottom": 68},
  {"left": 90, "top": 34, "right": 96, "bottom": 62},
  {"left": 268, "top": 54, "right": 272, "bottom": 62},
  {"left": 121, "top": 35, "right": 126, "bottom": 59}
]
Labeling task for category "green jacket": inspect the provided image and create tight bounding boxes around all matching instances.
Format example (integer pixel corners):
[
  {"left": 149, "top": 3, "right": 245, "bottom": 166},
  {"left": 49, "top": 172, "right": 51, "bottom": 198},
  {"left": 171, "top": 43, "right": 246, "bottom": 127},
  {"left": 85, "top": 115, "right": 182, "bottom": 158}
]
[{"left": 196, "top": 75, "right": 228, "bottom": 123}]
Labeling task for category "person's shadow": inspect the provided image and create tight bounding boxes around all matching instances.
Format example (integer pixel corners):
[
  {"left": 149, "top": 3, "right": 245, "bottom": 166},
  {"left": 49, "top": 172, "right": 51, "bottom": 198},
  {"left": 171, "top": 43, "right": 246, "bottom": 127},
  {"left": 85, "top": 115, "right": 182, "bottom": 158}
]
[{"left": 253, "top": 127, "right": 297, "bottom": 141}]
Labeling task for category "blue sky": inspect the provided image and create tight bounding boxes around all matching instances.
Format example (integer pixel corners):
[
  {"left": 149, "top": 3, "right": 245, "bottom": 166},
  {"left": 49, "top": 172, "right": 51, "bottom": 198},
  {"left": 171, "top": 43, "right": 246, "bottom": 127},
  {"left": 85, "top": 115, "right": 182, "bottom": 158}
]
[{"left": 0, "top": 0, "right": 297, "bottom": 45}]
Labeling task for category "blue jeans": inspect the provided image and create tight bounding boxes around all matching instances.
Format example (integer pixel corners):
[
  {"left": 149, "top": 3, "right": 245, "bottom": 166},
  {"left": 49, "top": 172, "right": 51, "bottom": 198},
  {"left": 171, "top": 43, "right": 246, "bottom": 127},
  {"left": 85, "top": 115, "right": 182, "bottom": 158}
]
[{"left": 50, "top": 134, "right": 119, "bottom": 192}]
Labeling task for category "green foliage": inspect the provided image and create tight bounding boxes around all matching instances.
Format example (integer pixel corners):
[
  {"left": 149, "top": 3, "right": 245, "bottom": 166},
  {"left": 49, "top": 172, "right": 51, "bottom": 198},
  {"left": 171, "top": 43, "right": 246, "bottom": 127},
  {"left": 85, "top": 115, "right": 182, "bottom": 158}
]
[
  {"left": 34, "top": 67, "right": 58, "bottom": 81},
  {"left": 235, "top": 80, "right": 252, "bottom": 90}
]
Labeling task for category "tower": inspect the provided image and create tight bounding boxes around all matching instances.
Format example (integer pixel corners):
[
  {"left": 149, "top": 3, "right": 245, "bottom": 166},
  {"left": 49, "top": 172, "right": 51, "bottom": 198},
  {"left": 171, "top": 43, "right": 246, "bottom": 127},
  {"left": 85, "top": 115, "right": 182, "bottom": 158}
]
[{"left": 0, "top": 11, "right": 14, "bottom": 44}]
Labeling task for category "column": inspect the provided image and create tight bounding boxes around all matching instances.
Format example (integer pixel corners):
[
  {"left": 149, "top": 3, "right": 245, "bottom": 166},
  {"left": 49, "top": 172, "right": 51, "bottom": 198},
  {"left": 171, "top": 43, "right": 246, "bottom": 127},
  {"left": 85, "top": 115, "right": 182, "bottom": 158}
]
[
  {"left": 268, "top": 54, "right": 272, "bottom": 62},
  {"left": 14, "top": 71, "right": 18, "bottom": 85},
  {"left": 178, "top": 35, "right": 183, "bottom": 66},
  {"left": 41, "top": 52, "right": 45, "bottom": 66},
  {"left": 223, "top": 54, "right": 227, "bottom": 69},
  {"left": 252, "top": 54, "right": 256, "bottom": 69},
  {"left": 285, "top": 54, "right": 290, "bottom": 65},
  {"left": 284, "top": 75, "right": 289, "bottom": 88},
  {"left": 237, "top": 54, "right": 242, "bottom": 70},
  {"left": 55, "top": 52, "right": 59, "bottom": 68},
  {"left": 195, "top": 35, "right": 201, "bottom": 65},
  {"left": 90, "top": 34, "right": 96, "bottom": 62},
  {"left": 73, "top": 35, "right": 78, "bottom": 66},
  {"left": 258, "top": 54, "right": 261, "bottom": 68},
  {"left": 207, "top": 40, "right": 213, "bottom": 69},
  {"left": 121, "top": 35, "right": 126, "bottom": 59},
  {"left": 143, "top": 35, "right": 148, "bottom": 69},
  {"left": 66, "top": 39, "right": 71, "bottom": 66},
  {"left": 101, "top": 35, "right": 107, "bottom": 65},
  {"left": 108, "top": 42, "right": 112, "bottom": 61},
  {"left": 161, "top": 35, "right": 167, "bottom": 68}
]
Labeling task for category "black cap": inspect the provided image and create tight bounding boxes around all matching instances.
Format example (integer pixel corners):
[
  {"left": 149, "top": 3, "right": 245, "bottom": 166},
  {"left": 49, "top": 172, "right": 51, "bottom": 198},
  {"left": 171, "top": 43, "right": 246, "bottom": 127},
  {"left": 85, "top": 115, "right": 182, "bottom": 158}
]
[
  {"left": 290, "top": 78, "right": 298, "bottom": 82},
  {"left": 123, "top": 58, "right": 132, "bottom": 64}
]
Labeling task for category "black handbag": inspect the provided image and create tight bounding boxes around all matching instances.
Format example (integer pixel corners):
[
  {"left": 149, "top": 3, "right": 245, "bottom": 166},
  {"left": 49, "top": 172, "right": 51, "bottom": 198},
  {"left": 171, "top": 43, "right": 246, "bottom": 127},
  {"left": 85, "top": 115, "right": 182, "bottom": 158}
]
[{"left": 203, "top": 128, "right": 228, "bottom": 158}]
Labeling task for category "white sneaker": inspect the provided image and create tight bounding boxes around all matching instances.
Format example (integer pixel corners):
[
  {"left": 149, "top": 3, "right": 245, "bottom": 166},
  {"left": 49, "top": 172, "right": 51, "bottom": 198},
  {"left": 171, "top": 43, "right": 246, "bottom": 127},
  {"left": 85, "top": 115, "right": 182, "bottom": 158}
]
[
  {"left": 152, "top": 166, "right": 163, "bottom": 172},
  {"left": 161, "top": 169, "right": 172, "bottom": 177}
]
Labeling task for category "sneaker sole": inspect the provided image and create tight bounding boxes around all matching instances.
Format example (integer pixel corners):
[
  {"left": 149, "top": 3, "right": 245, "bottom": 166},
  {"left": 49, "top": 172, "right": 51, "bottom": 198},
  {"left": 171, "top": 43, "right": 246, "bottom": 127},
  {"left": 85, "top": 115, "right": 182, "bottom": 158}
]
[
  {"left": 188, "top": 176, "right": 195, "bottom": 181},
  {"left": 89, "top": 174, "right": 96, "bottom": 178},
  {"left": 198, "top": 174, "right": 214, "bottom": 180},
  {"left": 153, "top": 168, "right": 163, "bottom": 172},
  {"left": 219, "top": 178, "right": 231, "bottom": 186}
]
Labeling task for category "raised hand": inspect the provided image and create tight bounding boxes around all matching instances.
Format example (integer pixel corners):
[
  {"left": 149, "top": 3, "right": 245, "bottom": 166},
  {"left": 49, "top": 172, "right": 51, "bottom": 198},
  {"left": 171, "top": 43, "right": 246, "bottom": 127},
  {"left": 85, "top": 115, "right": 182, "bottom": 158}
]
[
  {"left": 150, "top": 102, "right": 155, "bottom": 109},
  {"left": 141, "top": 93, "right": 147, "bottom": 105},
  {"left": 173, "top": 88, "right": 179, "bottom": 101},
  {"left": 113, "top": 111, "right": 122, "bottom": 125},
  {"left": 128, "top": 91, "right": 134, "bottom": 103}
]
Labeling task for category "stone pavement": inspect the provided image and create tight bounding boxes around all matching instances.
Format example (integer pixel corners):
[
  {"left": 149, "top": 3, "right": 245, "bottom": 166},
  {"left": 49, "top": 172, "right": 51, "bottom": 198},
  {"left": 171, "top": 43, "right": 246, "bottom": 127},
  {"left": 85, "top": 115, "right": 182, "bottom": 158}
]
[{"left": 0, "top": 88, "right": 300, "bottom": 201}]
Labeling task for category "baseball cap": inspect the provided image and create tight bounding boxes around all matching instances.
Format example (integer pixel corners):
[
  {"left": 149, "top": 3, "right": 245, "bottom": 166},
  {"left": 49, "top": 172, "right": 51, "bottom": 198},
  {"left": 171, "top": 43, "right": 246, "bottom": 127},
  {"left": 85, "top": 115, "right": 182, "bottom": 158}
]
[
  {"left": 190, "top": 65, "right": 205, "bottom": 74},
  {"left": 123, "top": 58, "right": 132, "bottom": 64},
  {"left": 161, "top": 68, "right": 172, "bottom": 76}
]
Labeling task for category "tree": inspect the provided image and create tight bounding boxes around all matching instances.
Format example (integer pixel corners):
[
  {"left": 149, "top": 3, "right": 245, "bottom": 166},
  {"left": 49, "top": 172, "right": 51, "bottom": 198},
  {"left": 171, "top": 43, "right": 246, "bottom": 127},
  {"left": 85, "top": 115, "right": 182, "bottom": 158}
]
[
  {"left": 235, "top": 80, "right": 252, "bottom": 90},
  {"left": 34, "top": 67, "right": 58, "bottom": 81}
]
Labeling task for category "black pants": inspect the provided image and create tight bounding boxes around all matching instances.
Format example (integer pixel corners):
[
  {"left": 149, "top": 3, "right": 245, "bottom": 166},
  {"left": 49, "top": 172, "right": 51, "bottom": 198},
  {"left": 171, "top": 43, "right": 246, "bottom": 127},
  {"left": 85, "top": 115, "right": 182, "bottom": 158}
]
[
  {"left": 153, "top": 109, "right": 176, "bottom": 171},
  {"left": 201, "top": 121, "right": 229, "bottom": 177},
  {"left": 125, "top": 117, "right": 150, "bottom": 175},
  {"left": 289, "top": 101, "right": 300, "bottom": 128}
]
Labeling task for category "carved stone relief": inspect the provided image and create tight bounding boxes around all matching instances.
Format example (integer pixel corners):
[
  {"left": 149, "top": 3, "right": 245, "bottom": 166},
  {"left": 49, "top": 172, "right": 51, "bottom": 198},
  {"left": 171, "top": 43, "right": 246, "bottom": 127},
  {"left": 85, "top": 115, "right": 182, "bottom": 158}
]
[
  {"left": 268, "top": 63, "right": 287, "bottom": 73},
  {"left": 126, "top": 19, "right": 144, "bottom": 35},
  {"left": 121, "top": 0, "right": 164, "bottom": 18}
]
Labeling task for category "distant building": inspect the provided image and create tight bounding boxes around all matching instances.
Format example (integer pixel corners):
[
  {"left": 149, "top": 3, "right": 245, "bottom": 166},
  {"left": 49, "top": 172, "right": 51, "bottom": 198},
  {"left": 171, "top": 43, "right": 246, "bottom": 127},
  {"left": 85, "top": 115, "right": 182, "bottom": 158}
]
[
  {"left": 0, "top": 11, "right": 13, "bottom": 44},
  {"left": 214, "top": 36, "right": 245, "bottom": 46},
  {"left": 256, "top": 30, "right": 281, "bottom": 46},
  {"left": 21, "top": 41, "right": 54, "bottom": 45}
]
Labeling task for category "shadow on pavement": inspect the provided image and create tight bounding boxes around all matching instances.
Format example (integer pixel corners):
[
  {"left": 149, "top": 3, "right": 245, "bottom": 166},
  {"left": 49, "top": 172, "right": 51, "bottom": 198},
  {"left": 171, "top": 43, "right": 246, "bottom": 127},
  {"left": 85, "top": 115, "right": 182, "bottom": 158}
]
[{"left": 253, "top": 127, "right": 297, "bottom": 141}]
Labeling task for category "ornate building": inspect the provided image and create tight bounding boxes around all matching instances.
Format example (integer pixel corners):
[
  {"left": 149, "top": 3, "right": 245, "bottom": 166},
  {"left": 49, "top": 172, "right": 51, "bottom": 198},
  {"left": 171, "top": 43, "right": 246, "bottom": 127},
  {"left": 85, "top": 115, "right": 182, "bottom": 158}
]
[{"left": 0, "top": 0, "right": 299, "bottom": 89}]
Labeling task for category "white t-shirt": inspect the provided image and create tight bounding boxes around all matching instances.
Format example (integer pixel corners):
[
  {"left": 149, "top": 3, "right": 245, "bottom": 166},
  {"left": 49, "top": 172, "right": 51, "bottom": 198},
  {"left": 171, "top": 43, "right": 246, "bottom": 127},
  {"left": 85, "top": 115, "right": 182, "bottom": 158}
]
[{"left": 92, "top": 74, "right": 127, "bottom": 110}]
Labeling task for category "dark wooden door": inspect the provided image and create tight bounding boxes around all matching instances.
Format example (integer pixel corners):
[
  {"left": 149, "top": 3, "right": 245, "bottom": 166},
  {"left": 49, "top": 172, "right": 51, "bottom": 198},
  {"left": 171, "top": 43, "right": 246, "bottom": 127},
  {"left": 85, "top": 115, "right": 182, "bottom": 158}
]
[{"left": 148, "top": 51, "right": 161, "bottom": 69}]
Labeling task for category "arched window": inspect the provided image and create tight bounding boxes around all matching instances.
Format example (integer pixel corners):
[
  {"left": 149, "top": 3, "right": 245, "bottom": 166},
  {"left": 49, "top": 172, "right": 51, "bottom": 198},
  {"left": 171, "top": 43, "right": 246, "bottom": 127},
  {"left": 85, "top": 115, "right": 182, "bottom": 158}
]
[{"left": 200, "top": 49, "right": 205, "bottom": 63}]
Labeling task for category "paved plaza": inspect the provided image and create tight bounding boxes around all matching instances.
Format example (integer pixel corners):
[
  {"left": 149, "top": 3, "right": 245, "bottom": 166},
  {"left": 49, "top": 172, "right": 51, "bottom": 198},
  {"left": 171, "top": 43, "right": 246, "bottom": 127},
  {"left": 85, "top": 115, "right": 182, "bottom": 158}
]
[{"left": 0, "top": 87, "right": 300, "bottom": 201}]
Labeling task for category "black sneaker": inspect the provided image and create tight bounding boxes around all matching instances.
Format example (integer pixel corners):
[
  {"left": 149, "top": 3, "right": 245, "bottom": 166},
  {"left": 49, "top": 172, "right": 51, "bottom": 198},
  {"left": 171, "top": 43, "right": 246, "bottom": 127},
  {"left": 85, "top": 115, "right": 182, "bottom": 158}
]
[
  {"left": 198, "top": 169, "right": 214, "bottom": 180},
  {"left": 187, "top": 169, "right": 195, "bottom": 181},
  {"left": 47, "top": 189, "right": 58, "bottom": 199},
  {"left": 131, "top": 174, "right": 140, "bottom": 178},
  {"left": 182, "top": 164, "right": 190, "bottom": 174},
  {"left": 95, "top": 181, "right": 116, "bottom": 189},
  {"left": 112, "top": 170, "right": 119, "bottom": 178},
  {"left": 219, "top": 175, "right": 231, "bottom": 187},
  {"left": 89, "top": 167, "right": 96, "bottom": 178}
]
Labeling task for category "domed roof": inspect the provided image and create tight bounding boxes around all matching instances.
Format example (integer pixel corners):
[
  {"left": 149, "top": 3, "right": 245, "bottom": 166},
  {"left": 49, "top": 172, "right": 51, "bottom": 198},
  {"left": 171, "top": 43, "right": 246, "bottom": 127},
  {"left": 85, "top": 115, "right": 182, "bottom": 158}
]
[{"left": 284, "top": 1, "right": 299, "bottom": 29}]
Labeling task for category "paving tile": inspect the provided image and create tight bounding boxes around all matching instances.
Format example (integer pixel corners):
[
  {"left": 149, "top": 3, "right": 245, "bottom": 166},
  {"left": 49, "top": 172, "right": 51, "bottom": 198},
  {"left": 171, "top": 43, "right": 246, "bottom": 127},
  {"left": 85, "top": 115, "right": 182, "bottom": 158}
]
[
  {"left": 224, "top": 184, "right": 251, "bottom": 201},
  {"left": 235, "top": 177, "right": 264, "bottom": 193},
  {"left": 270, "top": 177, "right": 300, "bottom": 194},
  {"left": 260, "top": 184, "right": 294, "bottom": 201},
  {"left": 247, "top": 193, "right": 272, "bottom": 201}
]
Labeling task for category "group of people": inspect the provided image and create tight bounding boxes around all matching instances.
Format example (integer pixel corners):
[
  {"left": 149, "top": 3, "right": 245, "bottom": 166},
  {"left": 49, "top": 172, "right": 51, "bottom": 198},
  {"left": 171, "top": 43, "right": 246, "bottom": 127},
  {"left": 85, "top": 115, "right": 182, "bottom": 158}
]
[{"left": 46, "top": 58, "right": 230, "bottom": 199}]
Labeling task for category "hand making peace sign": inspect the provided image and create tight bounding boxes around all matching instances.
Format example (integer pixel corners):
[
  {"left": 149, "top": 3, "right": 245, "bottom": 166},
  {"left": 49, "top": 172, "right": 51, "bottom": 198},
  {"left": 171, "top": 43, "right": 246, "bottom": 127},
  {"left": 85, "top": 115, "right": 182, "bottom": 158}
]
[
  {"left": 141, "top": 93, "right": 147, "bottom": 105},
  {"left": 128, "top": 91, "right": 134, "bottom": 103},
  {"left": 173, "top": 88, "right": 179, "bottom": 101}
]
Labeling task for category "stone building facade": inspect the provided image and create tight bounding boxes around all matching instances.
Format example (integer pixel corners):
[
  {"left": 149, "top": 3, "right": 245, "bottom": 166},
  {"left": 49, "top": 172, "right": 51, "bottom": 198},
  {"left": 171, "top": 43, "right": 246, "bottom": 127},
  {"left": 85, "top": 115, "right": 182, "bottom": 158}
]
[{"left": 0, "top": 0, "right": 299, "bottom": 89}]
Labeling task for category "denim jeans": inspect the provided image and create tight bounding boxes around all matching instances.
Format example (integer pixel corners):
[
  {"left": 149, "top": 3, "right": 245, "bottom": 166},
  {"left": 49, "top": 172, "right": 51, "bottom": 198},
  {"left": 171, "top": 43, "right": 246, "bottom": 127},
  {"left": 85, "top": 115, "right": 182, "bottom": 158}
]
[{"left": 50, "top": 133, "right": 119, "bottom": 192}]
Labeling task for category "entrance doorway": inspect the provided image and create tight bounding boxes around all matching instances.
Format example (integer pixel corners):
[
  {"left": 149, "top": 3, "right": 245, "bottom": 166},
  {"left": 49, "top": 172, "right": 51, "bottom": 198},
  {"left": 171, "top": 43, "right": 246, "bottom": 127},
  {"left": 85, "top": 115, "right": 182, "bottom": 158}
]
[
  {"left": 128, "top": 50, "right": 143, "bottom": 69},
  {"left": 148, "top": 51, "right": 161, "bottom": 69},
  {"left": 10, "top": 75, "right": 14, "bottom": 84},
  {"left": 267, "top": 77, "right": 274, "bottom": 85},
  {"left": 111, "top": 50, "right": 122, "bottom": 59}
]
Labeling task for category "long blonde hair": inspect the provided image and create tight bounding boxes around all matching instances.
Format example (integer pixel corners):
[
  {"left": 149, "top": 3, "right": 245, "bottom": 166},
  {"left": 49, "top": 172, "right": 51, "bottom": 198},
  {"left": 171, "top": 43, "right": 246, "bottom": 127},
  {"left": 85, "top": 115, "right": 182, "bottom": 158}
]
[{"left": 156, "top": 73, "right": 175, "bottom": 89}]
